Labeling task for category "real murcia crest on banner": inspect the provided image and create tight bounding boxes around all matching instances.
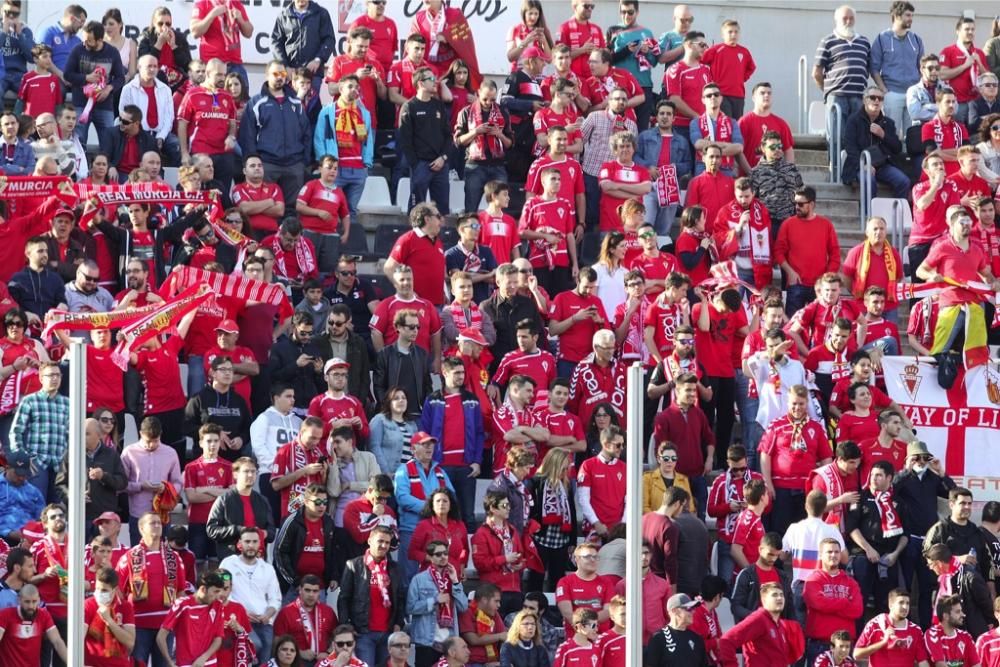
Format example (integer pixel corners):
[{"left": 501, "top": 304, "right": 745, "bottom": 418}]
[
  {"left": 987, "top": 361, "right": 1000, "bottom": 406},
  {"left": 901, "top": 362, "right": 922, "bottom": 402}
]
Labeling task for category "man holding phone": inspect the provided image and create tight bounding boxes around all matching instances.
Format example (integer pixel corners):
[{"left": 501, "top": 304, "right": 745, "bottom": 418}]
[{"left": 327, "top": 26, "right": 387, "bottom": 130}]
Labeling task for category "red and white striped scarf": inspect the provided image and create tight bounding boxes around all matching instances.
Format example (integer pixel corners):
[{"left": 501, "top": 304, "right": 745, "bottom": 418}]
[
  {"left": 365, "top": 550, "right": 392, "bottom": 607},
  {"left": 448, "top": 301, "right": 483, "bottom": 332},
  {"left": 406, "top": 459, "right": 448, "bottom": 500},
  {"left": 468, "top": 102, "right": 505, "bottom": 162},
  {"left": 698, "top": 113, "right": 734, "bottom": 168},
  {"left": 429, "top": 564, "right": 455, "bottom": 629}
]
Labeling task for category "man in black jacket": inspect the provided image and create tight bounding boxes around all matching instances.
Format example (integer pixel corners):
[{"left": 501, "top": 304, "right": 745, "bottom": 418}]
[
  {"left": 925, "top": 487, "right": 992, "bottom": 585},
  {"left": 926, "top": 543, "right": 994, "bottom": 638},
  {"left": 107, "top": 105, "right": 158, "bottom": 182},
  {"left": 313, "top": 304, "right": 372, "bottom": 412},
  {"left": 397, "top": 66, "right": 451, "bottom": 213},
  {"left": 56, "top": 418, "right": 126, "bottom": 534},
  {"left": 842, "top": 85, "right": 910, "bottom": 198},
  {"left": 481, "top": 264, "right": 544, "bottom": 373},
  {"left": 274, "top": 482, "right": 341, "bottom": 596},
  {"left": 730, "top": 531, "right": 794, "bottom": 623},
  {"left": 184, "top": 355, "right": 253, "bottom": 461},
  {"left": 373, "top": 309, "right": 432, "bottom": 418},
  {"left": 206, "top": 456, "right": 276, "bottom": 561},
  {"left": 338, "top": 525, "right": 405, "bottom": 667},
  {"left": 269, "top": 312, "right": 325, "bottom": 417}
]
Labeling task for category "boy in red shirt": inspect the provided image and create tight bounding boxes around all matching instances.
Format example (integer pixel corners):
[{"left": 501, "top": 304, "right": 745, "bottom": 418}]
[
  {"left": 296, "top": 155, "right": 351, "bottom": 276},
  {"left": 478, "top": 180, "right": 521, "bottom": 263},
  {"left": 701, "top": 20, "right": 756, "bottom": 118},
  {"left": 156, "top": 570, "right": 226, "bottom": 667},
  {"left": 553, "top": 608, "right": 600, "bottom": 667},
  {"left": 519, "top": 168, "right": 578, "bottom": 296},
  {"left": 183, "top": 424, "right": 233, "bottom": 567},
  {"left": 18, "top": 45, "right": 62, "bottom": 118}
]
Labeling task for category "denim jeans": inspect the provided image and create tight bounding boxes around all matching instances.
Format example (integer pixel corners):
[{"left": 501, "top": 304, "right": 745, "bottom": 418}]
[
  {"left": 862, "top": 334, "right": 900, "bottom": 356},
  {"left": 464, "top": 163, "right": 507, "bottom": 214},
  {"left": 556, "top": 359, "right": 577, "bottom": 381},
  {"left": 643, "top": 190, "right": 678, "bottom": 237},
  {"left": 785, "top": 284, "right": 816, "bottom": 318},
  {"left": 734, "top": 370, "right": 761, "bottom": 467},
  {"left": 850, "top": 552, "right": 898, "bottom": 612},
  {"left": 304, "top": 229, "right": 341, "bottom": 276},
  {"left": 356, "top": 630, "right": 391, "bottom": 667},
  {"left": 827, "top": 93, "right": 864, "bottom": 178},
  {"left": 883, "top": 91, "right": 909, "bottom": 138},
  {"left": 187, "top": 354, "right": 206, "bottom": 397},
  {"left": 398, "top": 529, "right": 418, "bottom": 579},
  {"left": 716, "top": 540, "right": 734, "bottom": 593},
  {"left": 160, "top": 133, "right": 183, "bottom": 168},
  {"left": 861, "top": 163, "right": 912, "bottom": 199},
  {"left": 689, "top": 474, "right": 707, "bottom": 521},
  {"left": 74, "top": 106, "right": 116, "bottom": 154},
  {"left": 409, "top": 159, "right": 450, "bottom": 214},
  {"left": 187, "top": 522, "right": 216, "bottom": 561},
  {"left": 584, "top": 172, "right": 601, "bottom": 230},
  {"left": 791, "top": 579, "right": 807, "bottom": 625},
  {"left": 251, "top": 622, "right": 275, "bottom": 663},
  {"left": 443, "top": 465, "right": 477, "bottom": 528},
  {"left": 336, "top": 166, "right": 368, "bottom": 220},
  {"left": 27, "top": 462, "right": 53, "bottom": 501},
  {"left": 134, "top": 627, "right": 171, "bottom": 667}
]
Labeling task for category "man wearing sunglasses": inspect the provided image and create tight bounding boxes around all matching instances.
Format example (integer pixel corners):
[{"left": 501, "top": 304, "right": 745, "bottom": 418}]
[
  {"left": 842, "top": 85, "right": 910, "bottom": 199},
  {"left": 274, "top": 483, "right": 341, "bottom": 599},
  {"left": 558, "top": 0, "right": 605, "bottom": 80},
  {"left": 64, "top": 259, "right": 114, "bottom": 315},
  {"left": 690, "top": 83, "right": 743, "bottom": 177},
  {"left": 106, "top": 105, "right": 157, "bottom": 183}
]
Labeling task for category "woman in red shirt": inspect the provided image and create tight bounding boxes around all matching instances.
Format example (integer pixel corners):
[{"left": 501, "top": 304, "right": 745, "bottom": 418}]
[
  {"left": 408, "top": 488, "right": 469, "bottom": 579},
  {"left": 471, "top": 490, "right": 533, "bottom": 601},
  {"left": 834, "top": 382, "right": 880, "bottom": 444},
  {"left": 674, "top": 204, "right": 717, "bottom": 290},
  {"left": 505, "top": 0, "right": 554, "bottom": 71},
  {"left": 444, "top": 59, "right": 476, "bottom": 179},
  {"left": 0, "top": 307, "right": 47, "bottom": 447},
  {"left": 225, "top": 72, "right": 249, "bottom": 126}
]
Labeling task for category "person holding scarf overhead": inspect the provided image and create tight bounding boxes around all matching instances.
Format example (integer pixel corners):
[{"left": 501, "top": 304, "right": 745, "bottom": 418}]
[
  {"left": 410, "top": 0, "right": 481, "bottom": 84},
  {"left": 406, "top": 539, "right": 468, "bottom": 667}
]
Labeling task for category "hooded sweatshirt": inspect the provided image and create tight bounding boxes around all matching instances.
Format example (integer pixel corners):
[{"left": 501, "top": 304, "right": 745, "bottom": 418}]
[{"left": 802, "top": 568, "right": 863, "bottom": 640}]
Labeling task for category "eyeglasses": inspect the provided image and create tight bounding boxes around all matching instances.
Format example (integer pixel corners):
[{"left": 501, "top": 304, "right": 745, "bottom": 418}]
[
  {"left": 659, "top": 454, "right": 678, "bottom": 462},
  {"left": 793, "top": 200, "right": 810, "bottom": 207},
  {"left": 992, "top": 125, "right": 1000, "bottom": 132},
  {"left": 625, "top": 281, "right": 643, "bottom": 288},
  {"left": 99, "top": 416, "right": 115, "bottom": 424},
  {"left": 704, "top": 92, "right": 721, "bottom": 99},
  {"left": 197, "top": 230, "right": 216, "bottom": 241},
  {"left": 594, "top": 412, "right": 611, "bottom": 419},
  {"left": 329, "top": 372, "right": 348, "bottom": 378},
  {"left": 679, "top": 16, "right": 694, "bottom": 22},
  {"left": 4, "top": 10, "right": 20, "bottom": 18},
  {"left": 462, "top": 222, "right": 482, "bottom": 230},
  {"left": 335, "top": 641, "right": 356, "bottom": 648},
  {"left": 676, "top": 338, "right": 694, "bottom": 345},
  {"left": 40, "top": 373, "right": 62, "bottom": 380},
  {"left": 391, "top": 643, "right": 412, "bottom": 649},
  {"left": 497, "top": 502, "right": 511, "bottom": 509},
  {"left": 225, "top": 217, "right": 243, "bottom": 225},
  {"left": 421, "top": 76, "right": 437, "bottom": 83},
  {"left": 578, "top": 554, "right": 599, "bottom": 561},
  {"left": 328, "top": 320, "right": 347, "bottom": 327},
  {"left": 985, "top": 83, "right": 999, "bottom": 87},
  {"left": 639, "top": 232, "right": 656, "bottom": 239},
  {"left": 620, "top": 9, "right": 635, "bottom": 15},
  {"left": 401, "top": 323, "right": 421, "bottom": 330},
  {"left": 582, "top": 3, "right": 595, "bottom": 8},
  {"left": 764, "top": 143, "right": 782, "bottom": 150},
  {"left": 370, "top": 0, "right": 386, "bottom": 4},
  {"left": 339, "top": 270, "right": 357, "bottom": 276},
  {"left": 376, "top": 494, "right": 392, "bottom": 503},
  {"left": 914, "top": 454, "right": 933, "bottom": 462},
  {"left": 119, "top": 118, "right": 134, "bottom": 126}
]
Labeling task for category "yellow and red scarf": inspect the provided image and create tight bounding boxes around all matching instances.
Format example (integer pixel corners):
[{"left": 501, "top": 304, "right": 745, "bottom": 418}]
[{"left": 854, "top": 240, "right": 898, "bottom": 299}]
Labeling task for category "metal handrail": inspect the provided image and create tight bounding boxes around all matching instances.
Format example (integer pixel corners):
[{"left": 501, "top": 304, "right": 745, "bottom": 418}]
[
  {"left": 892, "top": 198, "right": 907, "bottom": 264},
  {"left": 797, "top": 55, "right": 808, "bottom": 134},
  {"left": 828, "top": 101, "right": 843, "bottom": 183},
  {"left": 859, "top": 149, "right": 872, "bottom": 228}
]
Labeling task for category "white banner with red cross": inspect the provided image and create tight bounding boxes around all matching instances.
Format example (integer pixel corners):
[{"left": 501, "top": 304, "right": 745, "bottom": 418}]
[{"left": 882, "top": 356, "right": 1000, "bottom": 502}]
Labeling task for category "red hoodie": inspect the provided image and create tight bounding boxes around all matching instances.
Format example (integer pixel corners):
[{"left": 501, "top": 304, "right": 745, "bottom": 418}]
[
  {"left": 719, "top": 607, "right": 794, "bottom": 667},
  {"left": 803, "top": 568, "right": 863, "bottom": 640}
]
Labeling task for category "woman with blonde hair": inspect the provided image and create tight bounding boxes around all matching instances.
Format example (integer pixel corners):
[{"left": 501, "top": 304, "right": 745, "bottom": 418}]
[
  {"left": 499, "top": 610, "right": 550, "bottom": 667},
  {"left": 527, "top": 447, "right": 575, "bottom": 591},
  {"left": 642, "top": 441, "right": 695, "bottom": 513},
  {"left": 593, "top": 231, "right": 628, "bottom": 316}
]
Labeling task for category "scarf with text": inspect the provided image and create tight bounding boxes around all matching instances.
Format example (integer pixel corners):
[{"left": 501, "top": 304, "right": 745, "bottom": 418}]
[
  {"left": 929, "top": 114, "right": 965, "bottom": 149},
  {"left": 76, "top": 185, "right": 219, "bottom": 228},
  {"left": 429, "top": 564, "right": 455, "bottom": 629},
  {"left": 297, "top": 598, "right": 320, "bottom": 653},
  {"left": 787, "top": 415, "right": 808, "bottom": 452},
  {"left": 717, "top": 200, "right": 771, "bottom": 288},
  {"left": 637, "top": 37, "right": 662, "bottom": 71},
  {"left": 128, "top": 541, "right": 178, "bottom": 606},
  {"left": 656, "top": 164, "right": 680, "bottom": 206},
  {"left": 504, "top": 469, "right": 533, "bottom": 526},
  {"left": 160, "top": 266, "right": 294, "bottom": 322},
  {"left": 0, "top": 175, "right": 77, "bottom": 200},
  {"left": 973, "top": 223, "right": 1000, "bottom": 275},
  {"left": 724, "top": 468, "right": 752, "bottom": 537},
  {"left": 958, "top": 42, "right": 981, "bottom": 90},
  {"left": 540, "top": 479, "right": 573, "bottom": 533},
  {"left": 855, "top": 240, "right": 898, "bottom": 299},
  {"left": 487, "top": 519, "right": 516, "bottom": 572},
  {"left": 335, "top": 100, "right": 367, "bottom": 151},
  {"left": 86, "top": 592, "right": 126, "bottom": 659},
  {"left": 456, "top": 244, "right": 483, "bottom": 274},
  {"left": 875, "top": 488, "right": 903, "bottom": 537},
  {"left": 934, "top": 556, "right": 963, "bottom": 625},
  {"left": 0, "top": 339, "right": 35, "bottom": 416},
  {"left": 698, "top": 113, "right": 734, "bottom": 169},
  {"left": 468, "top": 102, "right": 505, "bottom": 162},
  {"left": 895, "top": 279, "right": 1000, "bottom": 327},
  {"left": 365, "top": 550, "right": 392, "bottom": 607},
  {"left": 406, "top": 459, "right": 448, "bottom": 500},
  {"left": 111, "top": 284, "right": 212, "bottom": 370},
  {"left": 42, "top": 302, "right": 164, "bottom": 340},
  {"left": 287, "top": 443, "right": 319, "bottom": 514},
  {"left": 263, "top": 232, "right": 318, "bottom": 280},
  {"left": 426, "top": 7, "right": 447, "bottom": 60}
]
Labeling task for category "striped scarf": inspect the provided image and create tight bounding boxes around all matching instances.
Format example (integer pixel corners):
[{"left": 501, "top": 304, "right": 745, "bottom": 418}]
[
  {"left": 406, "top": 459, "right": 447, "bottom": 500},
  {"left": 854, "top": 240, "right": 897, "bottom": 299}
]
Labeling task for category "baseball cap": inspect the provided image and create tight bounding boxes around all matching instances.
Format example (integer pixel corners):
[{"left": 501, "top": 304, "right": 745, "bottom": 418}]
[
  {"left": 666, "top": 593, "right": 700, "bottom": 611},
  {"left": 457, "top": 328, "right": 488, "bottom": 347},
  {"left": 52, "top": 208, "right": 75, "bottom": 220},
  {"left": 323, "top": 357, "right": 350, "bottom": 375},
  {"left": 214, "top": 319, "right": 239, "bottom": 334},
  {"left": 92, "top": 511, "right": 122, "bottom": 526},
  {"left": 412, "top": 431, "right": 438, "bottom": 445},
  {"left": 6, "top": 451, "right": 32, "bottom": 477},
  {"left": 522, "top": 46, "right": 545, "bottom": 60}
]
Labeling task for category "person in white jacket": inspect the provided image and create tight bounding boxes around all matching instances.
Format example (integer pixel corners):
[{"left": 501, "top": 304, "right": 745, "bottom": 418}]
[
  {"left": 119, "top": 54, "right": 180, "bottom": 166},
  {"left": 220, "top": 528, "right": 283, "bottom": 661},
  {"left": 250, "top": 383, "right": 302, "bottom": 527}
]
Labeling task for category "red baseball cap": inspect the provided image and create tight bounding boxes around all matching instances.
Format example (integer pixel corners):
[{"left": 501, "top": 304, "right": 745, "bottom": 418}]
[
  {"left": 458, "top": 328, "right": 488, "bottom": 347},
  {"left": 215, "top": 319, "right": 239, "bottom": 334}
]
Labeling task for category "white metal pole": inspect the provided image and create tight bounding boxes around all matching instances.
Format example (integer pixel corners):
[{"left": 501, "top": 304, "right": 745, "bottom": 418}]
[
  {"left": 67, "top": 339, "right": 87, "bottom": 667},
  {"left": 625, "top": 362, "right": 645, "bottom": 666}
]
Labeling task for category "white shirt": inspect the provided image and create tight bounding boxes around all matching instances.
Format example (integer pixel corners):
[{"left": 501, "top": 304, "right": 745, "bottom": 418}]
[
  {"left": 746, "top": 353, "right": 819, "bottom": 427},
  {"left": 219, "top": 555, "right": 282, "bottom": 621}
]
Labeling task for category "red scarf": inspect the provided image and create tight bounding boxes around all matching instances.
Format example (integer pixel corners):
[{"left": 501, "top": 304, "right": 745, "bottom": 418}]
[
  {"left": 723, "top": 468, "right": 752, "bottom": 537},
  {"left": 297, "top": 599, "right": 321, "bottom": 653},
  {"left": 288, "top": 443, "right": 322, "bottom": 513},
  {"left": 687, "top": 229, "right": 719, "bottom": 262},
  {"left": 468, "top": 102, "right": 505, "bottom": 162},
  {"left": 487, "top": 519, "right": 516, "bottom": 571},
  {"left": 874, "top": 488, "right": 903, "bottom": 537},
  {"left": 110, "top": 284, "right": 212, "bottom": 370},
  {"left": 429, "top": 565, "right": 455, "bottom": 629},
  {"left": 718, "top": 200, "right": 771, "bottom": 288},
  {"left": 814, "top": 462, "right": 847, "bottom": 530},
  {"left": 697, "top": 113, "right": 734, "bottom": 169},
  {"left": 540, "top": 479, "right": 573, "bottom": 533},
  {"left": 974, "top": 224, "right": 1000, "bottom": 276},
  {"left": 929, "top": 114, "right": 965, "bottom": 149},
  {"left": 406, "top": 459, "right": 447, "bottom": 500},
  {"left": 86, "top": 592, "right": 125, "bottom": 659},
  {"left": 365, "top": 550, "right": 392, "bottom": 607},
  {"left": 448, "top": 301, "right": 483, "bottom": 333},
  {"left": 128, "top": 541, "right": 178, "bottom": 606},
  {"left": 264, "top": 233, "right": 317, "bottom": 280},
  {"left": 40, "top": 536, "right": 68, "bottom": 602},
  {"left": 656, "top": 164, "right": 680, "bottom": 206}
]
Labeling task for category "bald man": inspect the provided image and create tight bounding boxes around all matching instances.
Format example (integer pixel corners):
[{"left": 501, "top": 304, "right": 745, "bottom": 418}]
[
  {"left": 30, "top": 112, "right": 75, "bottom": 176},
  {"left": 658, "top": 4, "right": 694, "bottom": 67},
  {"left": 60, "top": 417, "right": 128, "bottom": 534},
  {"left": 0, "top": 584, "right": 68, "bottom": 665},
  {"left": 120, "top": 54, "right": 181, "bottom": 166}
]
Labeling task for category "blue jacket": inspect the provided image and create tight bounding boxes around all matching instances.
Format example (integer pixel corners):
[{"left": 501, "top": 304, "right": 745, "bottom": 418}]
[
  {"left": 368, "top": 413, "right": 417, "bottom": 475},
  {"left": 242, "top": 84, "right": 311, "bottom": 166},
  {"left": 0, "top": 26, "right": 33, "bottom": 79},
  {"left": 419, "top": 389, "right": 485, "bottom": 468},
  {"left": 393, "top": 461, "right": 456, "bottom": 533},
  {"left": 270, "top": 1, "right": 336, "bottom": 69},
  {"left": 0, "top": 137, "right": 33, "bottom": 175},
  {"left": 405, "top": 569, "right": 468, "bottom": 646},
  {"left": 0, "top": 477, "right": 44, "bottom": 536},
  {"left": 313, "top": 101, "right": 375, "bottom": 167},
  {"left": 635, "top": 126, "right": 694, "bottom": 180}
]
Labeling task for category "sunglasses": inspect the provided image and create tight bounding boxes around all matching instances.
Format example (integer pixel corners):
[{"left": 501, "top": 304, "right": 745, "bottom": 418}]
[
  {"left": 431, "top": 550, "right": 449, "bottom": 557},
  {"left": 225, "top": 217, "right": 243, "bottom": 224},
  {"left": 81, "top": 274, "right": 99, "bottom": 282},
  {"left": 914, "top": 455, "right": 933, "bottom": 462},
  {"left": 328, "top": 320, "right": 347, "bottom": 327},
  {"left": 335, "top": 641, "right": 356, "bottom": 648},
  {"left": 639, "top": 231, "right": 656, "bottom": 239},
  {"left": 659, "top": 454, "right": 678, "bottom": 462},
  {"left": 376, "top": 495, "right": 392, "bottom": 503},
  {"left": 308, "top": 497, "right": 329, "bottom": 505},
  {"left": 582, "top": 3, "right": 595, "bottom": 8},
  {"left": 867, "top": 95, "right": 884, "bottom": 102},
  {"left": 421, "top": 76, "right": 437, "bottom": 83},
  {"left": 620, "top": 9, "right": 635, "bottom": 15},
  {"left": 704, "top": 92, "right": 721, "bottom": 99},
  {"left": 6, "top": 321, "right": 24, "bottom": 328},
  {"left": 764, "top": 143, "right": 782, "bottom": 150},
  {"left": 991, "top": 125, "right": 1000, "bottom": 132},
  {"left": 497, "top": 502, "right": 511, "bottom": 509},
  {"left": 793, "top": 201, "right": 810, "bottom": 207},
  {"left": 676, "top": 338, "right": 694, "bottom": 345},
  {"left": 339, "top": 270, "right": 357, "bottom": 276}
]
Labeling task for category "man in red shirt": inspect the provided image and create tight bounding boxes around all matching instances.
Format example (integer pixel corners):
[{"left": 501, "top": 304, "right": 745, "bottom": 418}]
[
  {"left": 370, "top": 265, "right": 443, "bottom": 357},
  {"left": 731, "top": 532, "right": 791, "bottom": 624},
  {"left": 652, "top": 373, "right": 714, "bottom": 520},
  {"left": 684, "top": 145, "right": 735, "bottom": 229},
  {"left": 549, "top": 268, "right": 609, "bottom": 379},
  {"left": 458, "top": 583, "right": 506, "bottom": 664},
  {"left": 556, "top": 543, "right": 614, "bottom": 638},
  {"left": 854, "top": 588, "right": 929, "bottom": 667},
  {"left": 308, "top": 358, "right": 370, "bottom": 442},
  {"left": 271, "top": 417, "right": 329, "bottom": 518},
  {"left": 326, "top": 26, "right": 386, "bottom": 130},
  {"left": 917, "top": 204, "right": 1000, "bottom": 369},
  {"left": 803, "top": 539, "right": 863, "bottom": 665},
  {"left": 788, "top": 272, "right": 863, "bottom": 355},
  {"left": 525, "top": 126, "right": 586, "bottom": 232},
  {"left": 383, "top": 203, "right": 446, "bottom": 306},
  {"left": 925, "top": 595, "right": 979, "bottom": 667},
  {"left": 177, "top": 57, "right": 238, "bottom": 189},
  {"left": 921, "top": 89, "right": 969, "bottom": 175},
  {"left": 30, "top": 503, "right": 69, "bottom": 638},
  {"left": 156, "top": 570, "right": 225, "bottom": 667},
  {"left": 231, "top": 154, "right": 285, "bottom": 239},
  {"left": 663, "top": 31, "right": 711, "bottom": 142},
  {"left": 858, "top": 411, "right": 909, "bottom": 486},
  {"left": 386, "top": 34, "right": 430, "bottom": 114},
  {"left": 908, "top": 153, "right": 962, "bottom": 276},
  {"left": 273, "top": 574, "right": 337, "bottom": 663},
  {"left": 804, "top": 317, "right": 855, "bottom": 412},
  {"left": 0, "top": 584, "right": 67, "bottom": 666},
  {"left": 183, "top": 424, "right": 233, "bottom": 567},
  {"left": 190, "top": 0, "right": 253, "bottom": 77},
  {"left": 490, "top": 319, "right": 556, "bottom": 405},
  {"left": 597, "top": 130, "right": 651, "bottom": 232},
  {"left": 718, "top": 583, "right": 796, "bottom": 667},
  {"left": 731, "top": 479, "right": 769, "bottom": 570},
  {"left": 759, "top": 385, "right": 833, "bottom": 536},
  {"left": 808, "top": 441, "right": 863, "bottom": 536},
  {"left": 350, "top": 0, "right": 398, "bottom": 74},
  {"left": 491, "top": 374, "right": 550, "bottom": 478},
  {"left": 558, "top": 0, "right": 605, "bottom": 80},
  {"left": 83, "top": 567, "right": 136, "bottom": 667},
  {"left": 739, "top": 82, "right": 795, "bottom": 169},
  {"left": 116, "top": 512, "right": 187, "bottom": 667},
  {"left": 947, "top": 146, "right": 990, "bottom": 217},
  {"left": 338, "top": 526, "right": 403, "bottom": 667},
  {"left": 842, "top": 217, "right": 904, "bottom": 325},
  {"left": 775, "top": 186, "right": 842, "bottom": 317},
  {"left": 202, "top": 319, "right": 259, "bottom": 409},
  {"left": 576, "top": 425, "right": 626, "bottom": 540},
  {"left": 581, "top": 49, "right": 643, "bottom": 117},
  {"left": 938, "top": 17, "right": 987, "bottom": 126}
]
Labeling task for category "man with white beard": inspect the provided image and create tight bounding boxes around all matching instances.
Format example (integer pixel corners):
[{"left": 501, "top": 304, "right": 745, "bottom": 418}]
[{"left": 814, "top": 6, "right": 872, "bottom": 176}]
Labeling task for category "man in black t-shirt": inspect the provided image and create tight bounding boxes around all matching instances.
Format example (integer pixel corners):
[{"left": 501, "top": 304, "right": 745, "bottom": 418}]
[{"left": 644, "top": 593, "right": 708, "bottom": 667}]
